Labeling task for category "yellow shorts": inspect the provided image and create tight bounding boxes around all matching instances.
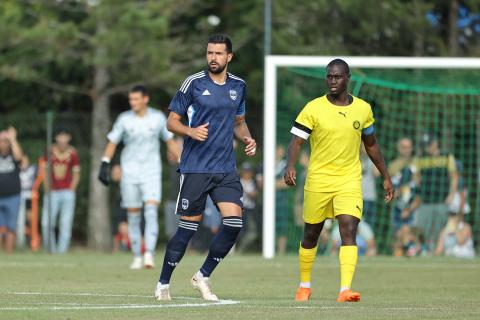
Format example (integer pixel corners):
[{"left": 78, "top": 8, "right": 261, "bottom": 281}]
[{"left": 303, "top": 189, "right": 363, "bottom": 224}]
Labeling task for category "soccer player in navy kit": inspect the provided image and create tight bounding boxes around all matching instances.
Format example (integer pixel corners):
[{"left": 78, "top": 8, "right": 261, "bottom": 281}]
[{"left": 155, "top": 34, "right": 256, "bottom": 301}]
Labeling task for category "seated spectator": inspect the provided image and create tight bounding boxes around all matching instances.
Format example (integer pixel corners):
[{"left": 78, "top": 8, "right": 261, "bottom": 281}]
[
  {"left": 435, "top": 214, "right": 474, "bottom": 259},
  {"left": 435, "top": 160, "right": 474, "bottom": 259},
  {"left": 330, "top": 220, "right": 377, "bottom": 257},
  {"left": 0, "top": 127, "right": 23, "bottom": 253},
  {"left": 113, "top": 221, "right": 130, "bottom": 252}
]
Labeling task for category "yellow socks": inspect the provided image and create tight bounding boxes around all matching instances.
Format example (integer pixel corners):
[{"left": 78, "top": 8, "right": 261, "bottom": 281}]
[
  {"left": 299, "top": 243, "right": 318, "bottom": 287},
  {"left": 339, "top": 245, "right": 358, "bottom": 291}
]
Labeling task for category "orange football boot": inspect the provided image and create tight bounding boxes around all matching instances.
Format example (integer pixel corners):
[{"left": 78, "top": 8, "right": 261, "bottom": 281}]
[
  {"left": 295, "top": 287, "right": 311, "bottom": 301},
  {"left": 336, "top": 289, "right": 360, "bottom": 302}
]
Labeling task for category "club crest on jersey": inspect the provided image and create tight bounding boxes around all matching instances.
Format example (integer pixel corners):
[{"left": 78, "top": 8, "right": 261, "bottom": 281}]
[
  {"left": 182, "top": 199, "right": 189, "bottom": 210},
  {"left": 229, "top": 90, "right": 237, "bottom": 101},
  {"left": 353, "top": 120, "right": 361, "bottom": 130}
]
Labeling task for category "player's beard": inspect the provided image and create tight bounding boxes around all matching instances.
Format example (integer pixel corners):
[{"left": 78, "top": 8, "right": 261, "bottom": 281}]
[{"left": 208, "top": 62, "right": 227, "bottom": 74}]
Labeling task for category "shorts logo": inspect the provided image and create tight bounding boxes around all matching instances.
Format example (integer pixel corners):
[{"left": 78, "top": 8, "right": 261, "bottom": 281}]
[
  {"left": 182, "top": 199, "right": 189, "bottom": 210},
  {"left": 240, "top": 196, "right": 244, "bottom": 204},
  {"left": 229, "top": 90, "right": 237, "bottom": 101},
  {"left": 353, "top": 120, "right": 361, "bottom": 130}
]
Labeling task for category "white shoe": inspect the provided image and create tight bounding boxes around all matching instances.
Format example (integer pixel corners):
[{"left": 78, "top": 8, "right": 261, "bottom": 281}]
[
  {"left": 130, "top": 256, "right": 143, "bottom": 270},
  {"left": 144, "top": 252, "right": 155, "bottom": 269},
  {"left": 191, "top": 272, "right": 219, "bottom": 301},
  {"left": 154, "top": 284, "right": 171, "bottom": 301}
]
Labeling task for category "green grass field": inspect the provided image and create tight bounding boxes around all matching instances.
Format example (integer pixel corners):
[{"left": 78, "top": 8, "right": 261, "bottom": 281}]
[{"left": 0, "top": 251, "right": 479, "bottom": 320}]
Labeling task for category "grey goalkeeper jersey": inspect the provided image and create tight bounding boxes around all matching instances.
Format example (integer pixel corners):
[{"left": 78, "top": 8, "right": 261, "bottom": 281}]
[{"left": 107, "top": 107, "right": 173, "bottom": 184}]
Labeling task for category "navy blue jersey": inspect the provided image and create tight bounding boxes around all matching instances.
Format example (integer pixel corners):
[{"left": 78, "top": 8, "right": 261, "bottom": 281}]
[{"left": 169, "top": 70, "right": 246, "bottom": 173}]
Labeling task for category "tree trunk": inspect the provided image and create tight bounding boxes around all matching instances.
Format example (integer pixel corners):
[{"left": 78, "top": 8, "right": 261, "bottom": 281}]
[
  {"left": 88, "top": 26, "right": 112, "bottom": 251},
  {"left": 412, "top": 0, "right": 424, "bottom": 56},
  {"left": 448, "top": 0, "right": 459, "bottom": 56}
]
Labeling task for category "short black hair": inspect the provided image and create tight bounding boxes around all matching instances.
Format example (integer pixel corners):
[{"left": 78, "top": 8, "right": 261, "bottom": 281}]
[
  {"left": 326, "top": 59, "right": 350, "bottom": 75},
  {"left": 207, "top": 34, "right": 233, "bottom": 53},
  {"left": 54, "top": 126, "right": 71, "bottom": 137},
  {"left": 129, "top": 85, "right": 149, "bottom": 96}
]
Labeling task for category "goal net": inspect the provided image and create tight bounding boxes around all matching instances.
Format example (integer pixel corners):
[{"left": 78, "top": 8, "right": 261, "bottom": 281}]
[{"left": 263, "top": 56, "right": 480, "bottom": 258}]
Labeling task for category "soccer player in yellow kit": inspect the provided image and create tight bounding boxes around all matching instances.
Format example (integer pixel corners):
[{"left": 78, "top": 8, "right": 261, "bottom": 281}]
[{"left": 284, "top": 59, "right": 394, "bottom": 302}]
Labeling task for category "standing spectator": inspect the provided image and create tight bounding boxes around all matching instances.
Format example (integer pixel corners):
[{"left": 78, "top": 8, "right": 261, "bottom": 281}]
[
  {"left": 16, "top": 154, "right": 37, "bottom": 248},
  {"left": 40, "top": 127, "right": 81, "bottom": 254},
  {"left": 0, "top": 127, "right": 23, "bottom": 253},
  {"left": 275, "top": 145, "right": 291, "bottom": 255},
  {"left": 360, "top": 143, "right": 379, "bottom": 228},
  {"left": 237, "top": 162, "right": 258, "bottom": 252},
  {"left": 413, "top": 134, "right": 458, "bottom": 253},
  {"left": 164, "top": 136, "right": 183, "bottom": 239},
  {"left": 388, "top": 138, "right": 421, "bottom": 255}
]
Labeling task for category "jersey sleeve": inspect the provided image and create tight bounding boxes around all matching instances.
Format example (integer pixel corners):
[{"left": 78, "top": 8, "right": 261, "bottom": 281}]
[
  {"left": 362, "top": 104, "right": 375, "bottom": 135},
  {"left": 290, "top": 103, "right": 314, "bottom": 140},
  {"left": 237, "top": 85, "right": 246, "bottom": 116},
  {"left": 169, "top": 78, "right": 194, "bottom": 116},
  {"left": 447, "top": 154, "right": 457, "bottom": 174},
  {"left": 159, "top": 112, "right": 174, "bottom": 142},
  {"left": 107, "top": 114, "right": 125, "bottom": 144}
]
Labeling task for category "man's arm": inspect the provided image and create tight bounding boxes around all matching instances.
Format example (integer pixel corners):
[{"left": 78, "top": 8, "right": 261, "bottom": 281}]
[
  {"left": 71, "top": 169, "right": 80, "bottom": 191},
  {"left": 102, "top": 142, "right": 117, "bottom": 162},
  {"left": 234, "top": 115, "right": 256, "bottom": 157},
  {"left": 284, "top": 136, "right": 306, "bottom": 186},
  {"left": 167, "top": 111, "right": 209, "bottom": 141},
  {"left": 6, "top": 127, "right": 23, "bottom": 161},
  {"left": 362, "top": 134, "right": 394, "bottom": 203},
  {"left": 166, "top": 138, "right": 181, "bottom": 162}
]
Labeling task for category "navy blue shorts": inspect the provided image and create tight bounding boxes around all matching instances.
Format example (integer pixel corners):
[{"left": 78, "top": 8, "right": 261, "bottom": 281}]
[{"left": 175, "top": 173, "right": 243, "bottom": 216}]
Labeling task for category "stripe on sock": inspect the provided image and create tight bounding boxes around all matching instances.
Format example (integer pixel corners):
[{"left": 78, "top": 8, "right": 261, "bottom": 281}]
[
  {"left": 222, "top": 217, "right": 243, "bottom": 228},
  {"left": 179, "top": 219, "right": 199, "bottom": 231}
]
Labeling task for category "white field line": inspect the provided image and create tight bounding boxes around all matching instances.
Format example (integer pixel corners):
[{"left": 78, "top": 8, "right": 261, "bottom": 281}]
[{"left": 0, "top": 292, "right": 240, "bottom": 311}]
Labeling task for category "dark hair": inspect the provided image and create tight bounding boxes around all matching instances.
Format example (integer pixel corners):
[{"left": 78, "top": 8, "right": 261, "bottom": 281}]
[
  {"left": 129, "top": 85, "right": 149, "bottom": 96},
  {"left": 207, "top": 34, "right": 233, "bottom": 53},
  {"left": 54, "top": 126, "right": 71, "bottom": 137},
  {"left": 326, "top": 59, "right": 350, "bottom": 75}
]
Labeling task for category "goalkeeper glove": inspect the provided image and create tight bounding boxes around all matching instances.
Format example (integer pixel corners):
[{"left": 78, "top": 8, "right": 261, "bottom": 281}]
[{"left": 98, "top": 160, "right": 110, "bottom": 186}]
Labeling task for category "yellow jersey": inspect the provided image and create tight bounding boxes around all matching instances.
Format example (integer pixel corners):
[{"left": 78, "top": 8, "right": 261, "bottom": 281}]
[{"left": 291, "top": 95, "right": 375, "bottom": 192}]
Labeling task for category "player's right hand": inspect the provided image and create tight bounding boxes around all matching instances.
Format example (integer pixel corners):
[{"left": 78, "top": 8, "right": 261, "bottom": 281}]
[
  {"left": 284, "top": 166, "right": 296, "bottom": 186},
  {"left": 98, "top": 161, "right": 110, "bottom": 186},
  {"left": 188, "top": 122, "right": 209, "bottom": 141}
]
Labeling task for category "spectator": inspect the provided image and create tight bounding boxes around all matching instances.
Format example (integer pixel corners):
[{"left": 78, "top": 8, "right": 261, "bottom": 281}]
[
  {"left": 16, "top": 154, "right": 37, "bottom": 248},
  {"left": 164, "top": 136, "right": 182, "bottom": 239},
  {"left": 413, "top": 134, "right": 458, "bottom": 253},
  {"left": 330, "top": 220, "right": 377, "bottom": 257},
  {"left": 275, "top": 145, "right": 291, "bottom": 255},
  {"left": 388, "top": 138, "right": 421, "bottom": 254},
  {"left": 435, "top": 160, "right": 474, "bottom": 258},
  {"left": 237, "top": 162, "right": 259, "bottom": 252},
  {"left": 360, "top": 143, "right": 380, "bottom": 228},
  {"left": 0, "top": 127, "right": 23, "bottom": 253},
  {"left": 435, "top": 215, "right": 474, "bottom": 259},
  {"left": 40, "top": 127, "right": 81, "bottom": 254}
]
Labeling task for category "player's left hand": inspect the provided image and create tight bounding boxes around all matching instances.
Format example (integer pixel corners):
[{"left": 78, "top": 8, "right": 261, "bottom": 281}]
[
  {"left": 243, "top": 137, "right": 256, "bottom": 157},
  {"left": 383, "top": 178, "right": 394, "bottom": 203}
]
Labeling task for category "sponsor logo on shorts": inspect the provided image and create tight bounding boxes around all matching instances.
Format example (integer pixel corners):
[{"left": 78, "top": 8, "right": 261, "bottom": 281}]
[
  {"left": 182, "top": 199, "right": 189, "bottom": 210},
  {"left": 356, "top": 205, "right": 362, "bottom": 213}
]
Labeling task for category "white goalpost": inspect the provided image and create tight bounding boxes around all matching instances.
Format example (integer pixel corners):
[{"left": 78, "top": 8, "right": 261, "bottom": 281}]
[{"left": 262, "top": 55, "right": 480, "bottom": 259}]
